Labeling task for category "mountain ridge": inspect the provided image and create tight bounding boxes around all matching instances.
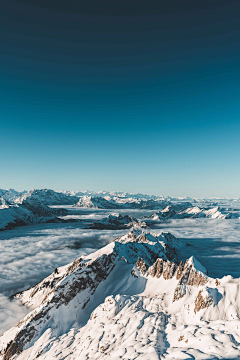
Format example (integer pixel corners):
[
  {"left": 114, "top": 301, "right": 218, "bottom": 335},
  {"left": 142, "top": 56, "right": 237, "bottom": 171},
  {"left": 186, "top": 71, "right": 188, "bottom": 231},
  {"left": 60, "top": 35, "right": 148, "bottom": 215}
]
[{"left": 1, "top": 229, "right": 239, "bottom": 360}]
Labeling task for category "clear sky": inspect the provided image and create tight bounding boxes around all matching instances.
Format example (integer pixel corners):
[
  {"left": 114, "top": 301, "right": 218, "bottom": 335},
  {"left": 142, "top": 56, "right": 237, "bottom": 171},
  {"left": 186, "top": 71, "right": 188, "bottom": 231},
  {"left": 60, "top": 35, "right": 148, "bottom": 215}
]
[{"left": 1, "top": 0, "right": 240, "bottom": 197}]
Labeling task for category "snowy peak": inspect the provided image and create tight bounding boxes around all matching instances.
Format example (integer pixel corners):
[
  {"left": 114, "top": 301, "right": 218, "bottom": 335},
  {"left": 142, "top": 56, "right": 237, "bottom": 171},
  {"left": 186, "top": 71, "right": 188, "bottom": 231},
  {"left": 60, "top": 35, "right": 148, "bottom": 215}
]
[
  {"left": 0, "top": 228, "right": 237, "bottom": 360},
  {"left": 186, "top": 255, "right": 207, "bottom": 274},
  {"left": 0, "top": 189, "right": 23, "bottom": 203},
  {"left": 0, "top": 199, "right": 68, "bottom": 231},
  {"left": 179, "top": 206, "right": 240, "bottom": 219},
  {"left": 73, "top": 195, "right": 172, "bottom": 210},
  {"left": 114, "top": 229, "right": 182, "bottom": 264},
  {"left": 73, "top": 195, "right": 121, "bottom": 209},
  {"left": 86, "top": 213, "right": 147, "bottom": 229},
  {"left": 14, "top": 189, "right": 78, "bottom": 206},
  {"left": 148, "top": 205, "right": 240, "bottom": 221}
]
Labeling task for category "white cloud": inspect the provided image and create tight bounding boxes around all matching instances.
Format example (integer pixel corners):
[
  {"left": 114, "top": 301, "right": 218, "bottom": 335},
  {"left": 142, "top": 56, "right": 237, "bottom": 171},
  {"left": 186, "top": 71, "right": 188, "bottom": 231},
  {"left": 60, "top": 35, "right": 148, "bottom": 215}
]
[
  {"left": 0, "top": 295, "right": 28, "bottom": 335},
  {"left": 0, "top": 224, "right": 127, "bottom": 294},
  {"left": 1, "top": 212, "right": 240, "bottom": 335}
]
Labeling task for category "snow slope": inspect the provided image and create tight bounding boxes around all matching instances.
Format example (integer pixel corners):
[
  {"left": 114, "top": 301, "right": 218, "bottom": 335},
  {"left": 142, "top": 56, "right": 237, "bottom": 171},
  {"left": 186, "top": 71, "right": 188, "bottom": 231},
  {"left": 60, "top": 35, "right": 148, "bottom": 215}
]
[{"left": 1, "top": 229, "right": 240, "bottom": 360}]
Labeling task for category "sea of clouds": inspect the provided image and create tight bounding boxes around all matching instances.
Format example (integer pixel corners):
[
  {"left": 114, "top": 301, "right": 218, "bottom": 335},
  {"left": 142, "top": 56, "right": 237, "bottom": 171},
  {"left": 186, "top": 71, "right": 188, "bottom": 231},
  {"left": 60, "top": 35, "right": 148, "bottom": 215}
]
[
  {"left": 1, "top": 209, "right": 240, "bottom": 335},
  {"left": 0, "top": 222, "right": 127, "bottom": 334}
]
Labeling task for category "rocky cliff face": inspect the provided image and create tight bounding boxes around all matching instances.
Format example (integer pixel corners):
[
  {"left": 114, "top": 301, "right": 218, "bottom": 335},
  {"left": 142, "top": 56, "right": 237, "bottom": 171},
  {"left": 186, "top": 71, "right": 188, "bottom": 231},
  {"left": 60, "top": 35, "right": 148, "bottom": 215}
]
[
  {"left": 0, "top": 229, "right": 237, "bottom": 360},
  {"left": 136, "top": 256, "right": 209, "bottom": 307}
]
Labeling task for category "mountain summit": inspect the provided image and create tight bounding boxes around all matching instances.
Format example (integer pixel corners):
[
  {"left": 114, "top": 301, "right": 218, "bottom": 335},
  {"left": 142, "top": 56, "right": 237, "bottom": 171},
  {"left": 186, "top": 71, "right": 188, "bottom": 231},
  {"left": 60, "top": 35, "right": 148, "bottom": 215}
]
[{"left": 1, "top": 229, "right": 239, "bottom": 360}]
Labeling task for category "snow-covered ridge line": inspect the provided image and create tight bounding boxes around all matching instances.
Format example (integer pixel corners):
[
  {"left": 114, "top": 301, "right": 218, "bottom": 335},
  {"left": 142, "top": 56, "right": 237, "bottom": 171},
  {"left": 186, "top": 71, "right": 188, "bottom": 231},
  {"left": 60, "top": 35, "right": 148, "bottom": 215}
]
[
  {"left": 2, "top": 187, "right": 240, "bottom": 204},
  {"left": 0, "top": 196, "right": 72, "bottom": 231},
  {"left": 149, "top": 205, "right": 240, "bottom": 221},
  {"left": 73, "top": 195, "right": 193, "bottom": 210},
  {"left": 0, "top": 228, "right": 232, "bottom": 360}
]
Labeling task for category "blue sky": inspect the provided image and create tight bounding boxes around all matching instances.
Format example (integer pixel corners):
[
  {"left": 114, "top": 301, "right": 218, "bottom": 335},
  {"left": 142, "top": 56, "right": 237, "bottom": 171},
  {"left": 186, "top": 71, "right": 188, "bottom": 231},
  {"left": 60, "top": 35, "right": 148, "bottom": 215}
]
[{"left": 1, "top": 0, "right": 240, "bottom": 197}]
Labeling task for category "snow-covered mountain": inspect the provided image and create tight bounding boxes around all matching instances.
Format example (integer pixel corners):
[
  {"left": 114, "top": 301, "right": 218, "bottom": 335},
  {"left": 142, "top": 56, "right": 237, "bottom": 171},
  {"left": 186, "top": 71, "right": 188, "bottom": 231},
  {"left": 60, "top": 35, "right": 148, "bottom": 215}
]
[
  {"left": 73, "top": 195, "right": 122, "bottom": 209},
  {"left": 0, "top": 197, "right": 10, "bottom": 210},
  {"left": 1, "top": 228, "right": 240, "bottom": 360},
  {"left": 86, "top": 213, "right": 147, "bottom": 230},
  {"left": 73, "top": 195, "right": 171, "bottom": 210},
  {"left": 60, "top": 190, "right": 162, "bottom": 200},
  {"left": 0, "top": 199, "right": 69, "bottom": 231},
  {"left": 2, "top": 187, "right": 240, "bottom": 209},
  {"left": 179, "top": 206, "right": 240, "bottom": 219},
  {"left": 149, "top": 205, "right": 240, "bottom": 221},
  {"left": 0, "top": 189, "right": 25, "bottom": 203},
  {"left": 14, "top": 189, "right": 78, "bottom": 206}
]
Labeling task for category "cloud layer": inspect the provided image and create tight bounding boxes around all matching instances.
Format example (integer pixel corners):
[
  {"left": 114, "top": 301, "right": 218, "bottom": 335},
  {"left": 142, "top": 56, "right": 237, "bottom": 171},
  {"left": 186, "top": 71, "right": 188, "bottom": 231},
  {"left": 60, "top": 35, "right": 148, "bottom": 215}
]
[{"left": 1, "top": 209, "right": 240, "bottom": 335}]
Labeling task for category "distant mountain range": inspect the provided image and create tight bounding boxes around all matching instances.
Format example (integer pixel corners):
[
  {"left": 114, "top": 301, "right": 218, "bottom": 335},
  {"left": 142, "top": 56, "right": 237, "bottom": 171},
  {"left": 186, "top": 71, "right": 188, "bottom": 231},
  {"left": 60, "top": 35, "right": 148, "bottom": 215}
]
[
  {"left": 148, "top": 205, "right": 240, "bottom": 221},
  {"left": 1, "top": 188, "right": 240, "bottom": 207},
  {"left": 1, "top": 188, "right": 240, "bottom": 231}
]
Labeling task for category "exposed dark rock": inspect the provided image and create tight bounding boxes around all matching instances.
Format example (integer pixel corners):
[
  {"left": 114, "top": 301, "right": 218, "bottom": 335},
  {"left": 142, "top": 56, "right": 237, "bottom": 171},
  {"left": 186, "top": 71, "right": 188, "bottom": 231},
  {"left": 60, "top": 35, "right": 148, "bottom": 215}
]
[
  {"left": 194, "top": 290, "right": 213, "bottom": 314},
  {"left": 136, "top": 258, "right": 149, "bottom": 275}
]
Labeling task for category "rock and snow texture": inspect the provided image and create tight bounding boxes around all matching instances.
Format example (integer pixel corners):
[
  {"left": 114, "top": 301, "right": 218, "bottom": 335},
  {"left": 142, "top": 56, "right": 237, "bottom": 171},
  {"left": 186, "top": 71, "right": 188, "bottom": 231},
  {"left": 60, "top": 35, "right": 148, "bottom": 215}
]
[
  {"left": 3, "top": 187, "right": 240, "bottom": 209},
  {"left": 149, "top": 205, "right": 240, "bottom": 221},
  {"left": 73, "top": 195, "right": 172, "bottom": 210},
  {"left": 14, "top": 189, "right": 78, "bottom": 206},
  {"left": 0, "top": 198, "right": 9, "bottom": 210},
  {"left": 1, "top": 229, "right": 240, "bottom": 360},
  {"left": 0, "top": 189, "right": 23, "bottom": 203},
  {"left": 0, "top": 200, "right": 68, "bottom": 231},
  {"left": 178, "top": 206, "right": 240, "bottom": 219},
  {"left": 0, "top": 204, "right": 40, "bottom": 231},
  {"left": 86, "top": 213, "right": 147, "bottom": 230},
  {"left": 73, "top": 195, "right": 121, "bottom": 209}
]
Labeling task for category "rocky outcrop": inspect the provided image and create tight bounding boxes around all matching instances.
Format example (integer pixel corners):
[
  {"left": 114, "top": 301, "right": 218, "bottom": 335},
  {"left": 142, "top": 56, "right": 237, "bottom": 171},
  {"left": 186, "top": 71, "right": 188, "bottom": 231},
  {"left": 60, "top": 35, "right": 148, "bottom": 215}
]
[
  {"left": 173, "top": 258, "right": 208, "bottom": 302},
  {"left": 136, "top": 258, "right": 149, "bottom": 275},
  {"left": 194, "top": 290, "right": 213, "bottom": 314},
  {"left": 139, "top": 256, "right": 209, "bottom": 303},
  {"left": 86, "top": 213, "right": 147, "bottom": 230}
]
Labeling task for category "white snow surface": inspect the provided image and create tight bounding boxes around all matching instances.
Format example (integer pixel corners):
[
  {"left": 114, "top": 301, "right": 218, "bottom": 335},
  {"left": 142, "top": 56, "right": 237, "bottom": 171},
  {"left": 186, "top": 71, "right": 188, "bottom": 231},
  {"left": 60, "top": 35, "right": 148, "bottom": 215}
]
[{"left": 1, "top": 229, "right": 240, "bottom": 359}]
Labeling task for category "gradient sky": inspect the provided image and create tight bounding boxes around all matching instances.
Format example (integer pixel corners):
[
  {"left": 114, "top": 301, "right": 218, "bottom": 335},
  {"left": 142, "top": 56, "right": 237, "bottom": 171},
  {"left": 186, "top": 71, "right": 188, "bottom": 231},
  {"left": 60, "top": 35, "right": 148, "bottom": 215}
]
[{"left": 1, "top": 0, "right": 240, "bottom": 197}]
